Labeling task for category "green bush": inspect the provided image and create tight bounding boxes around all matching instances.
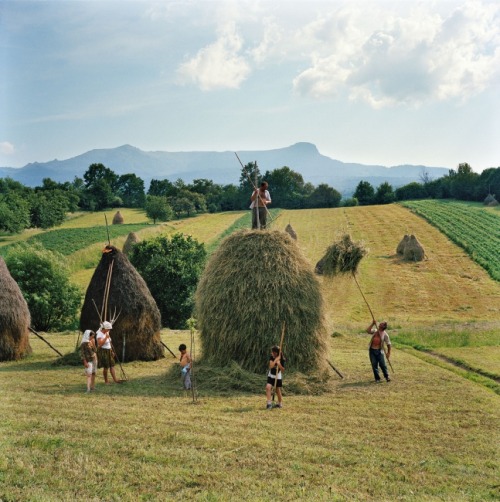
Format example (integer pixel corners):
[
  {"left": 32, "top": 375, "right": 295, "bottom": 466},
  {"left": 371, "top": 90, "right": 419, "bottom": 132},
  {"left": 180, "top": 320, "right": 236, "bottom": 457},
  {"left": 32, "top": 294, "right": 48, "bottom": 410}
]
[{"left": 5, "top": 242, "right": 82, "bottom": 331}]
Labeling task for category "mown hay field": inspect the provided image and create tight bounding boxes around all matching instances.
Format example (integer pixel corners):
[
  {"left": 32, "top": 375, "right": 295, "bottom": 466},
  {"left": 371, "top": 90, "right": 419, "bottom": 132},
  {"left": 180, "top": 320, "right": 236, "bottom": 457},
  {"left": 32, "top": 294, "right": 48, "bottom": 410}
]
[{"left": 1, "top": 201, "right": 499, "bottom": 501}]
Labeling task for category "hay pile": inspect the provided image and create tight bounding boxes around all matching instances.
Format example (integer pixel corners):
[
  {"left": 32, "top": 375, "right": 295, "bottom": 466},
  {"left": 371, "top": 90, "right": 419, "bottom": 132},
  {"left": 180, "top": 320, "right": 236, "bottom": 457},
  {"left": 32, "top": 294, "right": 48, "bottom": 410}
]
[
  {"left": 396, "top": 234, "right": 410, "bottom": 255},
  {"left": 484, "top": 194, "right": 496, "bottom": 205},
  {"left": 285, "top": 223, "right": 297, "bottom": 240},
  {"left": 403, "top": 234, "right": 425, "bottom": 261},
  {"left": 80, "top": 245, "right": 163, "bottom": 361},
  {"left": 123, "top": 232, "right": 140, "bottom": 256},
  {"left": 112, "top": 211, "right": 124, "bottom": 224},
  {"left": 488, "top": 199, "right": 499, "bottom": 207},
  {"left": 315, "top": 234, "right": 367, "bottom": 276},
  {"left": 195, "top": 229, "right": 327, "bottom": 375},
  {"left": 0, "top": 257, "right": 32, "bottom": 361}
]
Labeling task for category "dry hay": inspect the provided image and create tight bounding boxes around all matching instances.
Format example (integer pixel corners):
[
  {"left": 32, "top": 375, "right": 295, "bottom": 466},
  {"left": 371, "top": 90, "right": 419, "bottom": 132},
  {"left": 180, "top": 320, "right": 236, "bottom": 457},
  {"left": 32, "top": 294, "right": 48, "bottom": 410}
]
[
  {"left": 112, "top": 211, "right": 124, "bottom": 224},
  {"left": 397, "top": 234, "right": 410, "bottom": 255},
  {"left": 488, "top": 199, "right": 499, "bottom": 207},
  {"left": 80, "top": 245, "right": 163, "bottom": 361},
  {"left": 195, "top": 229, "right": 328, "bottom": 378},
  {"left": 0, "top": 257, "right": 32, "bottom": 361},
  {"left": 123, "top": 232, "right": 140, "bottom": 256},
  {"left": 285, "top": 223, "right": 297, "bottom": 240},
  {"left": 403, "top": 234, "right": 425, "bottom": 261},
  {"left": 316, "top": 233, "right": 367, "bottom": 276},
  {"left": 484, "top": 194, "right": 496, "bottom": 205}
]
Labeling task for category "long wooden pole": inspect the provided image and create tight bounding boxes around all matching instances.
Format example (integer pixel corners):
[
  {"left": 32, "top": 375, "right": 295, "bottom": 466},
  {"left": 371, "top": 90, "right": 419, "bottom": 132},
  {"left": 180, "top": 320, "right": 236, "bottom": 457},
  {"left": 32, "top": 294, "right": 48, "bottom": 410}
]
[
  {"left": 160, "top": 340, "right": 177, "bottom": 359},
  {"left": 29, "top": 327, "right": 63, "bottom": 357},
  {"left": 272, "top": 322, "right": 286, "bottom": 402}
]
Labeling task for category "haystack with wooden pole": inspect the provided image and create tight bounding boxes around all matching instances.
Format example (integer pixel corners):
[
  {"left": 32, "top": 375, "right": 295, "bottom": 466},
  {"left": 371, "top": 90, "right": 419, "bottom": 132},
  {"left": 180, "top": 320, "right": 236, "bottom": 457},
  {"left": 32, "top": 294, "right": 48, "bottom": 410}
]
[
  {"left": 112, "top": 211, "right": 124, "bottom": 224},
  {"left": 285, "top": 223, "right": 297, "bottom": 240},
  {"left": 484, "top": 193, "right": 496, "bottom": 205},
  {"left": 195, "top": 229, "right": 327, "bottom": 374},
  {"left": 0, "top": 257, "right": 32, "bottom": 361},
  {"left": 123, "top": 232, "right": 140, "bottom": 256},
  {"left": 316, "top": 234, "right": 367, "bottom": 276},
  {"left": 80, "top": 245, "right": 163, "bottom": 362},
  {"left": 403, "top": 235, "right": 425, "bottom": 262},
  {"left": 396, "top": 234, "right": 410, "bottom": 255}
]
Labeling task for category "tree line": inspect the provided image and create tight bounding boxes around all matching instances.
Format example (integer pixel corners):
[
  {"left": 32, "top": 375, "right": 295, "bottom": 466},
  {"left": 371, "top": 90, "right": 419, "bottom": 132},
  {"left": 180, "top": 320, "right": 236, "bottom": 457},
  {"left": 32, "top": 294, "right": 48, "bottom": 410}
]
[{"left": 1, "top": 161, "right": 498, "bottom": 234}]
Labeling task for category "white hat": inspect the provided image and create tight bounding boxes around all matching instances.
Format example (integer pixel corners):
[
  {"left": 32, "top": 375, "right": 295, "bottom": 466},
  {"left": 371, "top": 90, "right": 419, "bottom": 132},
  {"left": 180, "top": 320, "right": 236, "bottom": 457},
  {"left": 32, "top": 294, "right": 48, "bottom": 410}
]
[{"left": 101, "top": 321, "right": 113, "bottom": 330}]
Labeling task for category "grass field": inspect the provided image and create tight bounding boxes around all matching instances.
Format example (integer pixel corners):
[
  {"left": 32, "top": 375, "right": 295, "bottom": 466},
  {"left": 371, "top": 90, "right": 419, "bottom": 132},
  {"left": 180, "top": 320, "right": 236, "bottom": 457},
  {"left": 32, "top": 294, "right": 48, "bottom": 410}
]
[{"left": 1, "top": 201, "right": 500, "bottom": 500}]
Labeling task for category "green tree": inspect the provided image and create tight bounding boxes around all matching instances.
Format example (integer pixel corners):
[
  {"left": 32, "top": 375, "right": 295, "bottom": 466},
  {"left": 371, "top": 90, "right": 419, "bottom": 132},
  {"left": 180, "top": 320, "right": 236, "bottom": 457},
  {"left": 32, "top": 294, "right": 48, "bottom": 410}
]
[
  {"left": 353, "top": 181, "right": 375, "bottom": 205},
  {"left": 374, "top": 182, "right": 395, "bottom": 204},
  {"left": 306, "top": 183, "right": 341, "bottom": 208},
  {"left": 170, "top": 197, "right": 196, "bottom": 218},
  {"left": 148, "top": 178, "right": 178, "bottom": 198},
  {"left": 130, "top": 234, "right": 206, "bottom": 329},
  {"left": 263, "top": 166, "right": 308, "bottom": 208},
  {"left": 5, "top": 242, "right": 82, "bottom": 331},
  {"left": 116, "top": 173, "right": 146, "bottom": 208},
  {"left": 395, "top": 182, "right": 428, "bottom": 201},
  {"left": 0, "top": 192, "right": 31, "bottom": 233},
  {"left": 83, "top": 163, "right": 118, "bottom": 210},
  {"left": 29, "top": 191, "right": 73, "bottom": 229},
  {"left": 145, "top": 195, "right": 173, "bottom": 224},
  {"left": 449, "top": 163, "right": 479, "bottom": 201}
]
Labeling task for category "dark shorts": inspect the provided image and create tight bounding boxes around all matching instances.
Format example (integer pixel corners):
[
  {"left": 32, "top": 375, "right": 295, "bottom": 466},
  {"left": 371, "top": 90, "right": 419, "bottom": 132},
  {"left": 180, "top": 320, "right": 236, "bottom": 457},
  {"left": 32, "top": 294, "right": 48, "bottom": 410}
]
[
  {"left": 97, "top": 348, "right": 115, "bottom": 369},
  {"left": 267, "top": 376, "right": 282, "bottom": 388}
]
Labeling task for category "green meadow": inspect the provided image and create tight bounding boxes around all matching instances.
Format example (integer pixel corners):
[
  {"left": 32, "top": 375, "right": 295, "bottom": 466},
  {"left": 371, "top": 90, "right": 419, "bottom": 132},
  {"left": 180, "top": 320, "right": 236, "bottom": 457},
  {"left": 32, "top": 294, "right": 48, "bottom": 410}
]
[{"left": 1, "top": 201, "right": 499, "bottom": 501}]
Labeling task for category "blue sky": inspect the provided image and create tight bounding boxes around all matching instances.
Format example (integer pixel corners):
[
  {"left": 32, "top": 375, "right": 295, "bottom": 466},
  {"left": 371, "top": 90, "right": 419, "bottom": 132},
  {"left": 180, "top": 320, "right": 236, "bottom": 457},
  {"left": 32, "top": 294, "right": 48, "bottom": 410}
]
[{"left": 1, "top": 0, "right": 499, "bottom": 172}]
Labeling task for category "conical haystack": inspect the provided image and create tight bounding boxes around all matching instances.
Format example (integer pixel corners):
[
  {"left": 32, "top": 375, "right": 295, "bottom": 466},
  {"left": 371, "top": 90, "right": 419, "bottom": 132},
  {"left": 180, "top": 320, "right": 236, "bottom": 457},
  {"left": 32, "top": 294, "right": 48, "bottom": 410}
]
[
  {"left": 80, "top": 246, "right": 163, "bottom": 362},
  {"left": 123, "top": 232, "right": 140, "bottom": 256},
  {"left": 403, "top": 234, "right": 425, "bottom": 261},
  {"left": 488, "top": 199, "right": 499, "bottom": 207},
  {"left": 397, "top": 234, "right": 410, "bottom": 255},
  {"left": 285, "top": 223, "right": 298, "bottom": 240},
  {"left": 316, "top": 234, "right": 367, "bottom": 277},
  {"left": 0, "top": 257, "right": 32, "bottom": 361},
  {"left": 195, "top": 229, "right": 327, "bottom": 374},
  {"left": 484, "top": 194, "right": 496, "bottom": 205},
  {"left": 112, "top": 211, "right": 124, "bottom": 224}
]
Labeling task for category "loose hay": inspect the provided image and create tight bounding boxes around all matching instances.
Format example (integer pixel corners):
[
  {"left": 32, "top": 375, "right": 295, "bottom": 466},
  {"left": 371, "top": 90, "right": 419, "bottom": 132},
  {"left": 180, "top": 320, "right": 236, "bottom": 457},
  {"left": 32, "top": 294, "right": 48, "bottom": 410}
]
[
  {"left": 195, "top": 229, "right": 327, "bottom": 377},
  {"left": 80, "top": 245, "right": 163, "bottom": 361},
  {"left": 316, "top": 233, "right": 367, "bottom": 277},
  {"left": 285, "top": 223, "right": 297, "bottom": 240},
  {"left": 403, "top": 234, "right": 426, "bottom": 261},
  {"left": 0, "top": 257, "right": 32, "bottom": 361},
  {"left": 123, "top": 232, "right": 140, "bottom": 256},
  {"left": 112, "top": 211, "right": 124, "bottom": 224},
  {"left": 397, "top": 234, "right": 410, "bottom": 255}
]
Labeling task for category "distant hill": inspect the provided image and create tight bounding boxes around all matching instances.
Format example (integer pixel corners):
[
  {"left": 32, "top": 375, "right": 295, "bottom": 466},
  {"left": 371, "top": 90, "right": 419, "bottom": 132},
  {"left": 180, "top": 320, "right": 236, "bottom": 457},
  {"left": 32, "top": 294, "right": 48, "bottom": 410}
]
[{"left": 0, "top": 142, "right": 449, "bottom": 196}]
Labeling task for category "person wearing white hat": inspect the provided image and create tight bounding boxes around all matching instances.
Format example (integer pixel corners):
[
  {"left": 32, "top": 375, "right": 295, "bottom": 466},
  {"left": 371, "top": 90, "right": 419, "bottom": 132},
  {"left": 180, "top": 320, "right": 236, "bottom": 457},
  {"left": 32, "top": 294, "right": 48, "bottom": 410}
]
[{"left": 96, "top": 321, "right": 120, "bottom": 384}]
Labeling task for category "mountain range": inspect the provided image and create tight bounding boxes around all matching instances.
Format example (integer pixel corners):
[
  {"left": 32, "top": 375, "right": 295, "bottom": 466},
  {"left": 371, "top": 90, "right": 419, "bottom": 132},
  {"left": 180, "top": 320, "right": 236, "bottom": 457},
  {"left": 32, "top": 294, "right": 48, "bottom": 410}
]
[{"left": 0, "top": 142, "right": 449, "bottom": 196}]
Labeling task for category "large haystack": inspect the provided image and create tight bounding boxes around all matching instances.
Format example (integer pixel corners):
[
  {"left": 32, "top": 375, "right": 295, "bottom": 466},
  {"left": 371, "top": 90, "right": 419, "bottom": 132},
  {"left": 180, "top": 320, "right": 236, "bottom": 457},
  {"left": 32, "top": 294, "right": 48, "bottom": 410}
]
[
  {"left": 316, "top": 234, "right": 367, "bottom": 277},
  {"left": 285, "top": 223, "right": 297, "bottom": 240},
  {"left": 80, "top": 246, "right": 163, "bottom": 362},
  {"left": 403, "top": 234, "right": 425, "bottom": 261},
  {"left": 112, "top": 211, "right": 124, "bottom": 224},
  {"left": 195, "top": 229, "right": 327, "bottom": 374},
  {"left": 123, "top": 232, "right": 140, "bottom": 256},
  {"left": 0, "top": 257, "right": 32, "bottom": 361},
  {"left": 396, "top": 234, "right": 410, "bottom": 255}
]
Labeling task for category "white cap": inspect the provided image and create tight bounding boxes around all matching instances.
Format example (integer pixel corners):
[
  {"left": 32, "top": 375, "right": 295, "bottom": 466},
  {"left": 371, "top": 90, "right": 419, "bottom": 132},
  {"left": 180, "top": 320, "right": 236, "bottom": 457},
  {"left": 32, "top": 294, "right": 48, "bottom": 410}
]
[{"left": 101, "top": 321, "right": 113, "bottom": 330}]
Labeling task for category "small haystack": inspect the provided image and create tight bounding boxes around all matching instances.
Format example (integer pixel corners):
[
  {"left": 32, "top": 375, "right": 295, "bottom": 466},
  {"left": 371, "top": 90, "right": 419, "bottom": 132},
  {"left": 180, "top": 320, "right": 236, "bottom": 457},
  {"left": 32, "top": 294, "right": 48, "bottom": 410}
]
[
  {"left": 195, "top": 229, "right": 327, "bottom": 374},
  {"left": 484, "top": 194, "right": 496, "bottom": 205},
  {"left": 488, "top": 199, "right": 499, "bottom": 207},
  {"left": 396, "top": 234, "right": 410, "bottom": 255},
  {"left": 403, "top": 234, "right": 425, "bottom": 261},
  {"left": 112, "top": 211, "right": 124, "bottom": 224},
  {"left": 80, "top": 245, "right": 163, "bottom": 362},
  {"left": 123, "top": 232, "right": 140, "bottom": 256},
  {"left": 316, "top": 234, "right": 367, "bottom": 277},
  {"left": 0, "top": 257, "right": 32, "bottom": 361},
  {"left": 285, "top": 223, "right": 298, "bottom": 240}
]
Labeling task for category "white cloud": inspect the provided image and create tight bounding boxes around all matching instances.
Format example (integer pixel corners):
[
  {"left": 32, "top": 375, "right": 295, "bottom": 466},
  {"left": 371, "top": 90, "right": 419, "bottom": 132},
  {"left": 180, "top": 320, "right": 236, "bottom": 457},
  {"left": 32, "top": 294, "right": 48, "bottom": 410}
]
[
  {"left": 292, "top": 1, "right": 500, "bottom": 107},
  {"left": 176, "top": 20, "right": 251, "bottom": 90},
  {"left": 0, "top": 142, "right": 15, "bottom": 155}
]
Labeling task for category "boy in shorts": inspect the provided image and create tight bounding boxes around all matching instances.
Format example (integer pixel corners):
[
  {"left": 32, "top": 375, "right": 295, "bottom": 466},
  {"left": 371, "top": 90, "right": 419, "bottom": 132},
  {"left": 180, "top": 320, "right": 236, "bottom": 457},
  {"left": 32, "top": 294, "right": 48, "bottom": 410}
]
[{"left": 265, "top": 345, "right": 285, "bottom": 409}]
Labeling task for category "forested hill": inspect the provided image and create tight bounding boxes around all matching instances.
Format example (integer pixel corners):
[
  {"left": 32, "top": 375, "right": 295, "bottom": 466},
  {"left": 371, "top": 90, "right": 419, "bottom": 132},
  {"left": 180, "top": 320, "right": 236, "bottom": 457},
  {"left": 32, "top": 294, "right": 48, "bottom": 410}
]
[{"left": 0, "top": 142, "right": 448, "bottom": 194}]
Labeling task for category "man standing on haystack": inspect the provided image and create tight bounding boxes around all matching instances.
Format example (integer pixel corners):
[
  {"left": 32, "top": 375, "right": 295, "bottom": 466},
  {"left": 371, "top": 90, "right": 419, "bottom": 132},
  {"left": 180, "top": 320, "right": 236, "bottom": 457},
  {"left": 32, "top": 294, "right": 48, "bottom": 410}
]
[
  {"left": 250, "top": 181, "right": 271, "bottom": 229},
  {"left": 96, "top": 321, "right": 121, "bottom": 384},
  {"left": 366, "top": 320, "right": 391, "bottom": 383}
]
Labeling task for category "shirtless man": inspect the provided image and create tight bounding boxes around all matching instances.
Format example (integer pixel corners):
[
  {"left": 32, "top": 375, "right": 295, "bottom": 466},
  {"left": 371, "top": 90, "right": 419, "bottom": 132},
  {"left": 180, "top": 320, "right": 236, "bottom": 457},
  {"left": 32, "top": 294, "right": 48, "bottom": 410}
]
[{"left": 366, "top": 320, "right": 391, "bottom": 383}]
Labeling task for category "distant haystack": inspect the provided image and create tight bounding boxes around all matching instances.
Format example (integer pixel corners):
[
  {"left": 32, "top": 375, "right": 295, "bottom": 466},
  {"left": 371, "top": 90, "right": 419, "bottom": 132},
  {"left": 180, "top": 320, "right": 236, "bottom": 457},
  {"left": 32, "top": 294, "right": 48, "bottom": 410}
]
[
  {"left": 488, "top": 199, "right": 499, "bottom": 207},
  {"left": 0, "top": 257, "right": 32, "bottom": 361},
  {"left": 195, "top": 229, "right": 327, "bottom": 374},
  {"left": 122, "top": 232, "right": 140, "bottom": 256},
  {"left": 80, "top": 245, "right": 163, "bottom": 362},
  {"left": 315, "top": 234, "right": 367, "bottom": 277},
  {"left": 112, "top": 211, "right": 124, "bottom": 224},
  {"left": 285, "top": 223, "right": 297, "bottom": 240},
  {"left": 397, "top": 234, "right": 410, "bottom": 255},
  {"left": 403, "top": 235, "right": 425, "bottom": 262},
  {"left": 483, "top": 194, "right": 496, "bottom": 205}
]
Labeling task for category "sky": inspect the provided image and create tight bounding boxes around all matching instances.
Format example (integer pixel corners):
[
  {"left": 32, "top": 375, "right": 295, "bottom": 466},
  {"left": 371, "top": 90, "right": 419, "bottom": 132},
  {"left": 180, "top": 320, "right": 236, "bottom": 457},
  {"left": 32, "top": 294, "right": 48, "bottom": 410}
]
[{"left": 1, "top": 0, "right": 499, "bottom": 172}]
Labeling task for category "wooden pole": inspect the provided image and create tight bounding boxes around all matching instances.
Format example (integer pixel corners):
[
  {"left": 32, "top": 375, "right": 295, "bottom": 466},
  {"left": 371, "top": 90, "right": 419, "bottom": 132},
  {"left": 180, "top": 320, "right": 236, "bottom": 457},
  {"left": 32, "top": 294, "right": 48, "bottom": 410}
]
[
  {"left": 272, "top": 322, "right": 286, "bottom": 402},
  {"left": 160, "top": 340, "right": 177, "bottom": 359},
  {"left": 327, "top": 359, "right": 344, "bottom": 379},
  {"left": 29, "top": 327, "right": 63, "bottom": 357}
]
